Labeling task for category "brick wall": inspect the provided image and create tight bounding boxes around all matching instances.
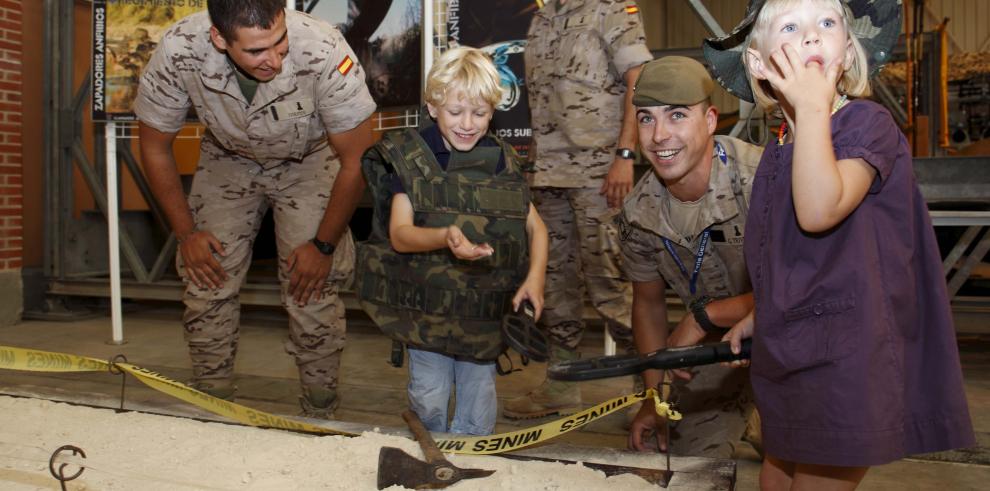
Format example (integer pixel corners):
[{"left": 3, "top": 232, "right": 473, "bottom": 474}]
[{"left": 0, "top": 0, "right": 22, "bottom": 273}]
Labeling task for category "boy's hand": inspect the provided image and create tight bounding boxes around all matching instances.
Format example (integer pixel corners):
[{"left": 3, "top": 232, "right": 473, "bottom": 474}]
[
  {"left": 445, "top": 225, "right": 494, "bottom": 260},
  {"left": 512, "top": 277, "right": 545, "bottom": 322}
]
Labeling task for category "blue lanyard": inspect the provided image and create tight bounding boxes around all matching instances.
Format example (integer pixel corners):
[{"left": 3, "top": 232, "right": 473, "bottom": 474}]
[{"left": 662, "top": 227, "right": 711, "bottom": 295}]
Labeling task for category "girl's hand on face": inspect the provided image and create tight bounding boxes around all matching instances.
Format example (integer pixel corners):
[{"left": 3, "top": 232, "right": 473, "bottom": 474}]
[{"left": 759, "top": 43, "right": 842, "bottom": 115}]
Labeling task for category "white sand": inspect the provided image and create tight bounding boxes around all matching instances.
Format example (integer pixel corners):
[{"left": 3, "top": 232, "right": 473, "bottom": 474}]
[{"left": 0, "top": 396, "right": 662, "bottom": 490}]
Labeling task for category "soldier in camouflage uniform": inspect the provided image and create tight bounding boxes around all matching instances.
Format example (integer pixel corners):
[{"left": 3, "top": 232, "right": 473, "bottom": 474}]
[
  {"left": 357, "top": 47, "right": 548, "bottom": 435},
  {"left": 619, "top": 57, "right": 763, "bottom": 458},
  {"left": 504, "top": 0, "right": 654, "bottom": 419},
  {"left": 134, "top": 0, "right": 376, "bottom": 417}
]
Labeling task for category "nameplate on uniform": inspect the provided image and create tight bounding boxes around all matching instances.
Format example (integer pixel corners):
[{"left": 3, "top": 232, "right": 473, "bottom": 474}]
[
  {"left": 269, "top": 99, "right": 315, "bottom": 122},
  {"left": 563, "top": 15, "right": 590, "bottom": 30},
  {"left": 711, "top": 226, "right": 744, "bottom": 245}
]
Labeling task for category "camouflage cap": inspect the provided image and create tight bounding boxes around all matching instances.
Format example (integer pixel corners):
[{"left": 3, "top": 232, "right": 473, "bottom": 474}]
[
  {"left": 702, "top": 0, "right": 903, "bottom": 103},
  {"left": 633, "top": 56, "right": 715, "bottom": 107}
]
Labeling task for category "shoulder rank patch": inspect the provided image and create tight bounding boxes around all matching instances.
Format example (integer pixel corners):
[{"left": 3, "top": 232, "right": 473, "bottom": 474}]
[
  {"left": 625, "top": 5, "right": 640, "bottom": 14},
  {"left": 535, "top": 0, "right": 544, "bottom": 8},
  {"left": 337, "top": 56, "right": 354, "bottom": 75}
]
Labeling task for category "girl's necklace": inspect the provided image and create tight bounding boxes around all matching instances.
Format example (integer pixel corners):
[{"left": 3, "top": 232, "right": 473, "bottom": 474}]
[{"left": 776, "top": 94, "right": 849, "bottom": 146}]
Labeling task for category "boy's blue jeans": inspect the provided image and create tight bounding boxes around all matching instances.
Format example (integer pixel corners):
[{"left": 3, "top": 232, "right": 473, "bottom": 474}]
[{"left": 407, "top": 348, "right": 497, "bottom": 435}]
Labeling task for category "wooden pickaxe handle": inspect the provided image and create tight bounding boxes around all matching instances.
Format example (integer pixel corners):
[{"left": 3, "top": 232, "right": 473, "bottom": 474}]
[{"left": 401, "top": 410, "right": 449, "bottom": 465}]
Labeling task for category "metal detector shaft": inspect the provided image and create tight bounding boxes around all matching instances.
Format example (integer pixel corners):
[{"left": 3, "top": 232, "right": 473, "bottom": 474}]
[{"left": 548, "top": 339, "right": 753, "bottom": 381}]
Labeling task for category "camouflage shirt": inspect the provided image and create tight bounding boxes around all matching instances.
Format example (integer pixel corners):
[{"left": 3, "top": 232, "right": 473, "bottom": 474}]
[
  {"left": 134, "top": 10, "right": 375, "bottom": 167},
  {"left": 618, "top": 136, "right": 763, "bottom": 301},
  {"left": 525, "top": 0, "right": 653, "bottom": 188}
]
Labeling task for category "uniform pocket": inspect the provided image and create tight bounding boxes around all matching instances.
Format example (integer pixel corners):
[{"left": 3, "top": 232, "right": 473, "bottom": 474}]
[{"left": 751, "top": 296, "right": 858, "bottom": 382}]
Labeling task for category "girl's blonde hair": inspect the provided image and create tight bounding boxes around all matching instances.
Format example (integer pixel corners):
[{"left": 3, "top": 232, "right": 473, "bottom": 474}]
[
  {"left": 745, "top": 0, "right": 872, "bottom": 113},
  {"left": 424, "top": 47, "right": 503, "bottom": 109}
]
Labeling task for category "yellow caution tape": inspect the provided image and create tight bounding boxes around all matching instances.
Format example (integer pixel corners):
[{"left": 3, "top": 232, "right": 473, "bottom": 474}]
[
  {"left": 0, "top": 345, "right": 356, "bottom": 436},
  {"left": 0, "top": 345, "right": 673, "bottom": 455},
  {"left": 434, "top": 389, "right": 655, "bottom": 454},
  {"left": 654, "top": 398, "right": 683, "bottom": 421}
]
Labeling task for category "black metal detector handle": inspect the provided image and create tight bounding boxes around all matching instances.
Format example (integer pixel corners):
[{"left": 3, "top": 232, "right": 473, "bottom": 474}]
[{"left": 547, "top": 339, "right": 753, "bottom": 382}]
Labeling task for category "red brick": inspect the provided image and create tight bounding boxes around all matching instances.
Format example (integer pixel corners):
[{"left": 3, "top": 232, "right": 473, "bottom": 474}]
[
  {"left": 1, "top": 30, "right": 18, "bottom": 44},
  {"left": 3, "top": 8, "right": 21, "bottom": 23},
  {"left": 4, "top": 258, "right": 22, "bottom": 269},
  {"left": 0, "top": 249, "right": 19, "bottom": 258},
  {"left": 3, "top": 113, "right": 19, "bottom": 124},
  {"left": 4, "top": 174, "right": 19, "bottom": 185}
]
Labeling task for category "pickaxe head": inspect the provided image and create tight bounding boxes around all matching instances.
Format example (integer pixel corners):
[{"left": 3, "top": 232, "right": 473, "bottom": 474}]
[{"left": 377, "top": 446, "right": 494, "bottom": 489}]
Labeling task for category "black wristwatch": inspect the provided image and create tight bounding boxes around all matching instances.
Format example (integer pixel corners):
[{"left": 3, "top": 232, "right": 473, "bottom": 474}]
[
  {"left": 689, "top": 296, "right": 726, "bottom": 334},
  {"left": 311, "top": 237, "right": 336, "bottom": 256},
  {"left": 615, "top": 147, "right": 636, "bottom": 160}
]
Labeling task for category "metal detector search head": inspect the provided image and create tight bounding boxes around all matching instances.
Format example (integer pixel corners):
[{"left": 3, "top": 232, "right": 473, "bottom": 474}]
[{"left": 500, "top": 301, "right": 549, "bottom": 363}]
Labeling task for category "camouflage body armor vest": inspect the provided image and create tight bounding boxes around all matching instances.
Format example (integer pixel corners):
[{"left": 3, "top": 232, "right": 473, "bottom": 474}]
[{"left": 356, "top": 128, "right": 531, "bottom": 360}]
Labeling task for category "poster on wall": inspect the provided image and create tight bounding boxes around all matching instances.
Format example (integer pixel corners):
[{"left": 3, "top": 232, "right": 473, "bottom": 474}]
[
  {"left": 446, "top": 0, "right": 537, "bottom": 156},
  {"left": 297, "top": 0, "right": 422, "bottom": 109},
  {"left": 91, "top": 0, "right": 206, "bottom": 122}
]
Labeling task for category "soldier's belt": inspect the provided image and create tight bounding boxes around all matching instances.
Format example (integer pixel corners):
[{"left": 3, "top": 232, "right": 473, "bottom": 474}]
[{"left": 0, "top": 344, "right": 659, "bottom": 455}]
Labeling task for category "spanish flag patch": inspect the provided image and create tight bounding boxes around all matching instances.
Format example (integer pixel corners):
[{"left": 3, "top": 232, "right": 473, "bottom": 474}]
[
  {"left": 625, "top": 5, "right": 639, "bottom": 14},
  {"left": 337, "top": 56, "right": 354, "bottom": 75}
]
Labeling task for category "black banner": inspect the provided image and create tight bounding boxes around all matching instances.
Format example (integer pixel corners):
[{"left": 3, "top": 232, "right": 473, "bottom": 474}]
[
  {"left": 447, "top": 0, "right": 537, "bottom": 156},
  {"left": 297, "top": 0, "right": 422, "bottom": 109}
]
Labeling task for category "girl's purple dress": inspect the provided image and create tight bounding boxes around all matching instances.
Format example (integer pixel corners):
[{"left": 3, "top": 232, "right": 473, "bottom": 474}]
[{"left": 744, "top": 99, "right": 975, "bottom": 466}]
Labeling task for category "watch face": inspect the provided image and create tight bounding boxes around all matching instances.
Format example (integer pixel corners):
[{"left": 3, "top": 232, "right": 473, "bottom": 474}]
[{"left": 312, "top": 239, "right": 335, "bottom": 255}]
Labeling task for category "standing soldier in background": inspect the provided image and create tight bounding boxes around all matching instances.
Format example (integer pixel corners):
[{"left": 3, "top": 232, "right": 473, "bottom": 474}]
[
  {"left": 135, "top": 0, "right": 375, "bottom": 417},
  {"left": 504, "top": 0, "right": 652, "bottom": 419}
]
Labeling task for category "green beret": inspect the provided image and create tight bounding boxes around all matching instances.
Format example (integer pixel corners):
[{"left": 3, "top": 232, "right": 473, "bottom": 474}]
[{"left": 632, "top": 56, "right": 714, "bottom": 107}]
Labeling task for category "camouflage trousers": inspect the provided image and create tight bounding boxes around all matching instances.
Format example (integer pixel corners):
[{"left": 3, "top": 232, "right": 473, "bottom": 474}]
[
  {"left": 531, "top": 187, "right": 633, "bottom": 351},
  {"left": 178, "top": 139, "right": 354, "bottom": 392},
  {"left": 663, "top": 364, "right": 755, "bottom": 459}
]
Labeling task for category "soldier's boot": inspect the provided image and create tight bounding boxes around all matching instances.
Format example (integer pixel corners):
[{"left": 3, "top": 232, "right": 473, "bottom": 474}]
[
  {"left": 742, "top": 408, "right": 764, "bottom": 457},
  {"left": 189, "top": 378, "right": 237, "bottom": 401},
  {"left": 503, "top": 347, "right": 582, "bottom": 419},
  {"left": 299, "top": 386, "right": 340, "bottom": 420}
]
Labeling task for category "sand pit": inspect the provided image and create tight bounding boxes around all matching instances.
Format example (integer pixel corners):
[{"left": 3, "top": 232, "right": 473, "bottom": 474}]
[{"left": 0, "top": 396, "right": 684, "bottom": 490}]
